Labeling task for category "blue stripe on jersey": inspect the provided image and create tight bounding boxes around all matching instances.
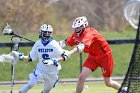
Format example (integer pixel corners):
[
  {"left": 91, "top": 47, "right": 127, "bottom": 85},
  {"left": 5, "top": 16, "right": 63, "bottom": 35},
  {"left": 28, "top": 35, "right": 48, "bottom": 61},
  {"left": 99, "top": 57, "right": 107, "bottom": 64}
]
[
  {"left": 33, "top": 68, "right": 37, "bottom": 77},
  {"left": 53, "top": 79, "right": 59, "bottom": 88}
]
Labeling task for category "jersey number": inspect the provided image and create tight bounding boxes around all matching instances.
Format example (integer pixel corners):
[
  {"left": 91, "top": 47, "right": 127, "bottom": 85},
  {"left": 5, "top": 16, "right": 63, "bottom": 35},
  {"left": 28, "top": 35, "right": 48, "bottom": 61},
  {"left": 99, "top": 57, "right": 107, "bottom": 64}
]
[{"left": 42, "top": 54, "right": 50, "bottom": 60}]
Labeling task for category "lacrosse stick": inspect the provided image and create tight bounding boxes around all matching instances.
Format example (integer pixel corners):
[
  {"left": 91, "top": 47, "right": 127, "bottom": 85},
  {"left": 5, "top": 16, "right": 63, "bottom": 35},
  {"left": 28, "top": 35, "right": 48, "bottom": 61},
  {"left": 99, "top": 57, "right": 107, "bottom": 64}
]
[
  {"left": 124, "top": 0, "right": 140, "bottom": 29},
  {"left": 2, "top": 23, "right": 35, "bottom": 43},
  {"left": 10, "top": 36, "right": 22, "bottom": 93}
]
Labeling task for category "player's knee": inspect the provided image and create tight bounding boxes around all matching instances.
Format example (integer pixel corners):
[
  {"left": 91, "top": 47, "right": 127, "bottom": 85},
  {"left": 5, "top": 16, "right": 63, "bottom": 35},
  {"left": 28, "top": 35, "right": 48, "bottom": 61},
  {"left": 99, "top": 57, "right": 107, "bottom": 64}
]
[
  {"left": 78, "top": 74, "right": 86, "bottom": 82},
  {"left": 26, "top": 82, "right": 35, "bottom": 89},
  {"left": 105, "top": 81, "right": 112, "bottom": 87}
]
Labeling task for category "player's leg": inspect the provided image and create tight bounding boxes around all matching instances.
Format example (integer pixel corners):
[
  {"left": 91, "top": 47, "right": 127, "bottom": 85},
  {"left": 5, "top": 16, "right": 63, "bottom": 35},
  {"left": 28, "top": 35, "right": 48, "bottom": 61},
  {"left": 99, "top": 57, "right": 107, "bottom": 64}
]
[
  {"left": 103, "top": 77, "right": 121, "bottom": 90},
  {"left": 76, "top": 57, "right": 98, "bottom": 93},
  {"left": 41, "top": 74, "right": 59, "bottom": 93},
  {"left": 99, "top": 53, "right": 121, "bottom": 90},
  {"left": 104, "top": 77, "right": 128, "bottom": 92},
  {"left": 19, "top": 73, "right": 37, "bottom": 93},
  {"left": 76, "top": 67, "right": 92, "bottom": 93}
]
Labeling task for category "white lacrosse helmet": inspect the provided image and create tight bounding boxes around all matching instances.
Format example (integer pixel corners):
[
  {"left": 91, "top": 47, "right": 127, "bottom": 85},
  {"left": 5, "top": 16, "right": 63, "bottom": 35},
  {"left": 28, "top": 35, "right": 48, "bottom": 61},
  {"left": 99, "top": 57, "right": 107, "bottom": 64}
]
[
  {"left": 40, "top": 24, "right": 53, "bottom": 32},
  {"left": 40, "top": 24, "right": 53, "bottom": 43},
  {"left": 72, "top": 16, "right": 88, "bottom": 28}
]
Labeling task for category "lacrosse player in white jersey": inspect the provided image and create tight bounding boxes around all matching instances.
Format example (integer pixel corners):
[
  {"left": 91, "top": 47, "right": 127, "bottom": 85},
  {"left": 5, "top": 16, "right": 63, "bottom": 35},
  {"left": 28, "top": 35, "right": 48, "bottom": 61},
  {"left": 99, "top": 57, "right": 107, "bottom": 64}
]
[{"left": 18, "top": 24, "right": 71, "bottom": 93}]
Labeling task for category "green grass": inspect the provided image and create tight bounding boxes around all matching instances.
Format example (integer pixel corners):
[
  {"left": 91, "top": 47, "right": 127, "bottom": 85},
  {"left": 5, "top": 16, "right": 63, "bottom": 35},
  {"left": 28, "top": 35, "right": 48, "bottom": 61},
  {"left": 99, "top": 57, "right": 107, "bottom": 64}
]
[
  {"left": 100, "top": 31, "right": 136, "bottom": 39},
  {"left": 0, "top": 82, "right": 118, "bottom": 93},
  {"left": 0, "top": 44, "right": 133, "bottom": 81},
  {"left": 0, "top": 31, "right": 137, "bottom": 81}
]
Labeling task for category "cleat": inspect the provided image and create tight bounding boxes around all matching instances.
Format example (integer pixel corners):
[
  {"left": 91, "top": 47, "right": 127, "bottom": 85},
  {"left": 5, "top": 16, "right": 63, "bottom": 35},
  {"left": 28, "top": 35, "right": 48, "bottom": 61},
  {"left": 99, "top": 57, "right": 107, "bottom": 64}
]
[{"left": 121, "top": 87, "right": 128, "bottom": 93}]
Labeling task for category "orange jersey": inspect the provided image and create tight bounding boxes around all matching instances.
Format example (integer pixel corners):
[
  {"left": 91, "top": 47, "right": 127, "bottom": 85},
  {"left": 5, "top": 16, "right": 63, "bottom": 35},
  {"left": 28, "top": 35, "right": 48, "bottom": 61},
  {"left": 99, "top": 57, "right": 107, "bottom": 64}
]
[{"left": 66, "top": 27, "right": 111, "bottom": 59}]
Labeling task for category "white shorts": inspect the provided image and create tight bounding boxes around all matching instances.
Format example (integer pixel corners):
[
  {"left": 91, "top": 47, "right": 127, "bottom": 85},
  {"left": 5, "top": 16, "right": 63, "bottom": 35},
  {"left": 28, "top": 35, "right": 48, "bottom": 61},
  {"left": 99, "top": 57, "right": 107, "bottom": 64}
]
[{"left": 29, "top": 68, "right": 59, "bottom": 90}]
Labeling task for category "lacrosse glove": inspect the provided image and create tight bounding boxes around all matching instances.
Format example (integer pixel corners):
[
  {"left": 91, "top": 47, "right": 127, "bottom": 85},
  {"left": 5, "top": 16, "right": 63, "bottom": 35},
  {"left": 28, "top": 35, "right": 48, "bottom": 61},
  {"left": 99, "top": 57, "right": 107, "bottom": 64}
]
[
  {"left": 19, "top": 52, "right": 24, "bottom": 60},
  {"left": 76, "top": 43, "right": 85, "bottom": 53},
  {"left": 42, "top": 58, "right": 58, "bottom": 67},
  {"left": 61, "top": 50, "right": 71, "bottom": 61}
]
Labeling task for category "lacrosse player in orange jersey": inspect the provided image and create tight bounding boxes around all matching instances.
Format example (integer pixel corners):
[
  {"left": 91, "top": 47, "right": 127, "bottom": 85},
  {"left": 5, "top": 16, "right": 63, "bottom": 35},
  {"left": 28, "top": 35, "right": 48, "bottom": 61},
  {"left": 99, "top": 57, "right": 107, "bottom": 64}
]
[{"left": 59, "top": 16, "right": 127, "bottom": 93}]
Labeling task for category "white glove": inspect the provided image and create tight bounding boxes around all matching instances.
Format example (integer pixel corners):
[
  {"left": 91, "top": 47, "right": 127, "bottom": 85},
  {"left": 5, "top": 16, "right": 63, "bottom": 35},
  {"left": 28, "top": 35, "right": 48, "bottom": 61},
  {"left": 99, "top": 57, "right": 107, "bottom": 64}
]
[
  {"left": 58, "top": 40, "right": 67, "bottom": 48},
  {"left": 10, "top": 51, "right": 24, "bottom": 60},
  {"left": 76, "top": 43, "right": 85, "bottom": 53},
  {"left": 62, "top": 50, "right": 71, "bottom": 61},
  {"left": 10, "top": 51, "right": 20, "bottom": 60},
  {"left": 64, "top": 50, "right": 71, "bottom": 57},
  {"left": 42, "top": 58, "right": 58, "bottom": 66}
]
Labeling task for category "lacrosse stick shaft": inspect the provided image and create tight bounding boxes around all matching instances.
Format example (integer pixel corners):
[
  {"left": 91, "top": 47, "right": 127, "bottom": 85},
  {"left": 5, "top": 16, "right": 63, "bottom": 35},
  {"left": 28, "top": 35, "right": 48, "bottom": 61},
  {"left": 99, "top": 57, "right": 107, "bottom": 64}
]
[
  {"left": 13, "top": 33, "right": 35, "bottom": 43},
  {"left": 10, "top": 64, "right": 15, "bottom": 93},
  {"left": 10, "top": 45, "right": 15, "bottom": 93},
  {"left": 10, "top": 46, "right": 14, "bottom": 93},
  {"left": 10, "top": 36, "right": 21, "bottom": 93},
  {"left": 80, "top": 53, "right": 83, "bottom": 72}
]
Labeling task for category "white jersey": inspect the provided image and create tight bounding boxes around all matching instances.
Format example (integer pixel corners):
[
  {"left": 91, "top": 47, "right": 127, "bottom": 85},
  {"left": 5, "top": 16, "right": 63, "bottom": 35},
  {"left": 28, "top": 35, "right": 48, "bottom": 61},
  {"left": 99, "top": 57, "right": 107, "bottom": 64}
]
[{"left": 30, "top": 39, "right": 64, "bottom": 75}]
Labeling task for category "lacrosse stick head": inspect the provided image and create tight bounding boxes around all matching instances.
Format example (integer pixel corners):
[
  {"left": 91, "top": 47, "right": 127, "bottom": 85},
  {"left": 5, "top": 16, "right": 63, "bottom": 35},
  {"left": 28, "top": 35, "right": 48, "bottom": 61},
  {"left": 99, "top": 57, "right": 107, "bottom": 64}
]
[
  {"left": 11, "top": 36, "right": 22, "bottom": 51},
  {"left": 2, "top": 23, "right": 14, "bottom": 35},
  {"left": 124, "top": 0, "right": 140, "bottom": 29}
]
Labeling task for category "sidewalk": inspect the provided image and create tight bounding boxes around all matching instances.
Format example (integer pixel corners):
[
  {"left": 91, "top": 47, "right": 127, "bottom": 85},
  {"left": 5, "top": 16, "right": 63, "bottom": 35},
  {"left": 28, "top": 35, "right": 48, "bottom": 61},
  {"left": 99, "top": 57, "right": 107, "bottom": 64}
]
[
  {"left": 0, "top": 76, "right": 125, "bottom": 85},
  {"left": 60, "top": 76, "right": 125, "bottom": 83}
]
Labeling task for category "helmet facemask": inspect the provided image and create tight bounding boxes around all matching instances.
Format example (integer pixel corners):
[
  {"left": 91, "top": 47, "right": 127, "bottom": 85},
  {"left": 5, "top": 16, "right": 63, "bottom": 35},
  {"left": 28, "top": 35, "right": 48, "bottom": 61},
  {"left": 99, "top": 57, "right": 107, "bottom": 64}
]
[
  {"left": 40, "top": 31, "right": 53, "bottom": 43},
  {"left": 39, "top": 24, "right": 53, "bottom": 43},
  {"left": 74, "top": 25, "right": 85, "bottom": 36}
]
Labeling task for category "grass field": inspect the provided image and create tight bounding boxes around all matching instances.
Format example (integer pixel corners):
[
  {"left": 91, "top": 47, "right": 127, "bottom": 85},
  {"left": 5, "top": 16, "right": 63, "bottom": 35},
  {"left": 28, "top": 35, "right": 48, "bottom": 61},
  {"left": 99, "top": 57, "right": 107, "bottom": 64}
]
[
  {"left": 0, "top": 44, "right": 134, "bottom": 81},
  {"left": 0, "top": 31, "right": 136, "bottom": 81},
  {"left": 0, "top": 82, "right": 118, "bottom": 93},
  {"left": 0, "top": 31, "right": 135, "bottom": 93}
]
